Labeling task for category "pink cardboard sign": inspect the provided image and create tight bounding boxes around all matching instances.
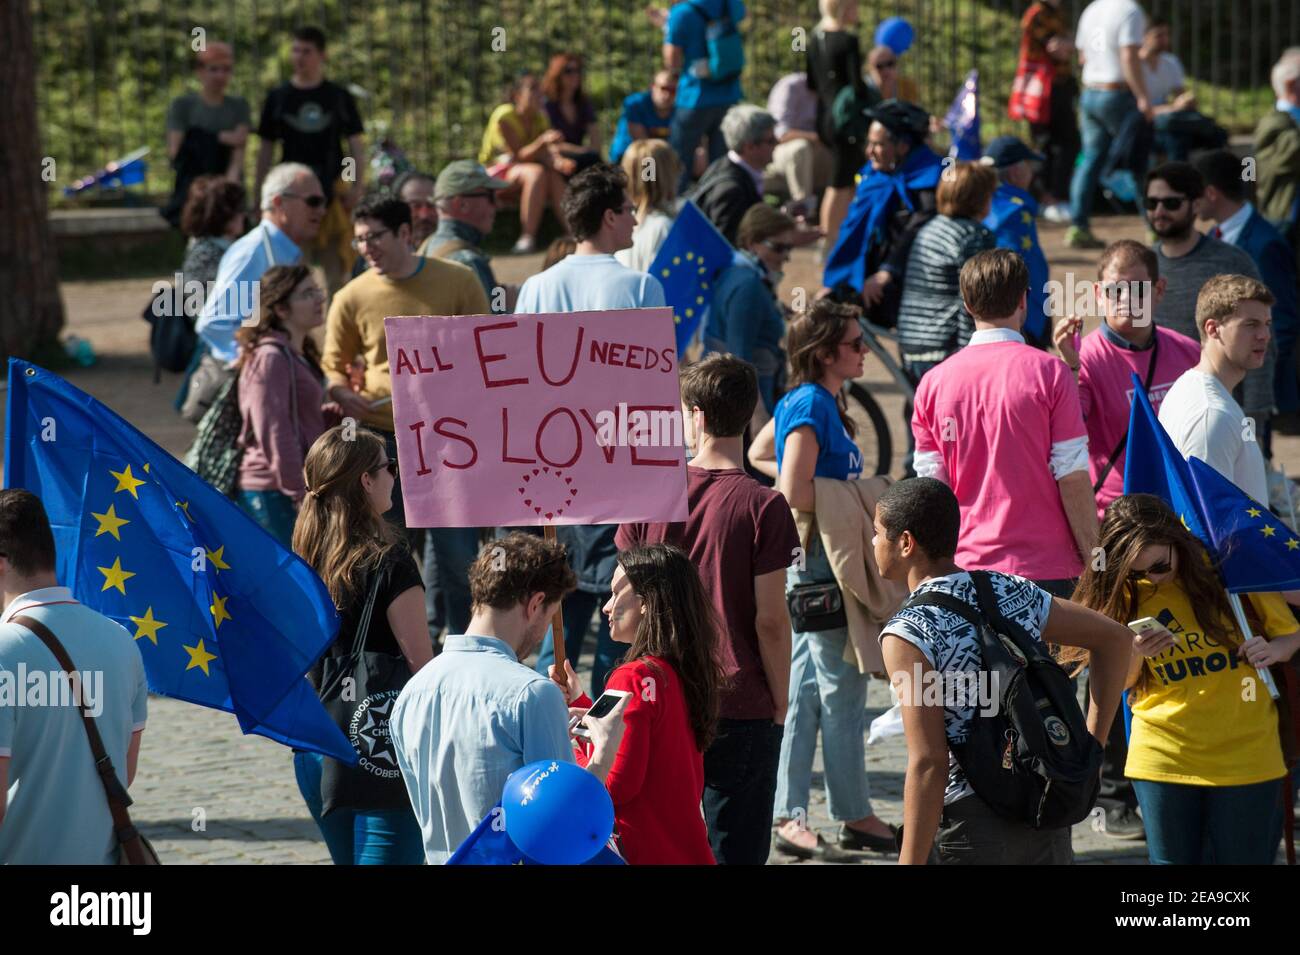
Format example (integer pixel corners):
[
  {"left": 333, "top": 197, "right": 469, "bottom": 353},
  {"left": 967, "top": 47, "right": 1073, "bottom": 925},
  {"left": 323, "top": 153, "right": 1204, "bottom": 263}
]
[{"left": 385, "top": 308, "right": 688, "bottom": 528}]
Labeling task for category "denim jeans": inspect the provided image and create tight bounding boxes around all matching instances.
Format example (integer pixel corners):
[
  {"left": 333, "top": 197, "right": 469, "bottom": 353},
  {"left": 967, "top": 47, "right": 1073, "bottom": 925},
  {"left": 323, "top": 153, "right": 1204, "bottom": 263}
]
[
  {"left": 1132, "top": 777, "right": 1283, "bottom": 864},
  {"left": 703, "top": 718, "right": 784, "bottom": 864},
  {"left": 671, "top": 104, "right": 731, "bottom": 191},
  {"left": 422, "top": 526, "right": 478, "bottom": 637},
  {"left": 293, "top": 751, "right": 425, "bottom": 864},
  {"left": 1069, "top": 88, "right": 1137, "bottom": 230},
  {"left": 774, "top": 547, "right": 874, "bottom": 823},
  {"left": 236, "top": 488, "right": 297, "bottom": 549},
  {"left": 533, "top": 589, "right": 624, "bottom": 699}
]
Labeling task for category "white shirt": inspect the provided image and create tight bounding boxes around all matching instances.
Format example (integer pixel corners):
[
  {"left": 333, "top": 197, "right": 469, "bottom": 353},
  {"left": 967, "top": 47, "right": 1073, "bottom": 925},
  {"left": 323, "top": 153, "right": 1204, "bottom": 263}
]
[
  {"left": 726, "top": 150, "right": 766, "bottom": 192},
  {"left": 1216, "top": 202, "right": 1254, "bottom": 247},
  {"left": 1142, "top": 52, "right": 1186, "bottom": 106},
  {"left": 1077, "top": 0, "right": 1146, "bottom": 86},
  {"left": 615, "top": 209, "right": 676, "bottom": 273},
  {"left": 1159, "top": 368, "right": 1269, "bottom": 504}
]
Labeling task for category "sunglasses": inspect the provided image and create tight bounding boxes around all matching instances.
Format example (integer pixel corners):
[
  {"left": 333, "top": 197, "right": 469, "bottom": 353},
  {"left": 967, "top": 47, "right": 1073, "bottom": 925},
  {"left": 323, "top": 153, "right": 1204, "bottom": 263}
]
[
  {"left": 877, "top": 60, "right": 898, "bottom": 69},
  {"left": 284, "top": 192, "right": 328, "bottom": 209},
  {"left": 762, "top": 239, "right": 793, "bottom": 254},
  {"left": 839, "top": 336, "right": 867, "bottom": 354},
  {"left": 1144, "top": 195, "right": 1187, "bottom": 212},
  {"left": 563, "top": 66, "right": 582, "bottom": 75},
  {"left": 460, "top": 190, "right": 497, "bottom": 204},
  {"left": 370, "top": 458, "right": 399, "bottom": 478},
  {"left": 1127, "top": 546, "right": 1174, "bottom": 581}
]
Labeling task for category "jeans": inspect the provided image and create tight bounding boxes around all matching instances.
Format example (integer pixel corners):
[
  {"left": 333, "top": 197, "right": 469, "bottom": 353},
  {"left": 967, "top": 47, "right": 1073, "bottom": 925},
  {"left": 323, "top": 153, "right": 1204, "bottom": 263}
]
[
  {"left": 236, "top": 489, "right": 297, "bottom": 549},
  {"left": 703, "top": 718, "right": 784, "bottom": 864},
  {"left": 534, "top": 589, "right": 623, "bottom": 699},
  {"left": 1132, "top": 777, "right": 1283, "bottom": 864},
  {"left": 422, "top": 527, "right": 478, "bottom": 637},
  {"left": 671, "top": 104, "right": 731, "bottom": 191},
  {"left": 774, "top": 547, "right": 874, "bottom": 823},
  {"left": 292, "top": 751, "right": 425, "bottom": 865},
  {"left": 1069, "top": 88, "right": 1137, "bottom": 230}
]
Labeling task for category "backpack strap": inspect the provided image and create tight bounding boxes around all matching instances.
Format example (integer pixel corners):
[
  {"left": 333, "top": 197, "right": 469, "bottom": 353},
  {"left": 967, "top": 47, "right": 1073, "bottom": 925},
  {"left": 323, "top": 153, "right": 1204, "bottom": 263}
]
[
  {"left": 13, "top": 614, "right": 153, "bottom": 865},
  {"left": 901, "top": 588, "right": 984, "bottom": 629}
]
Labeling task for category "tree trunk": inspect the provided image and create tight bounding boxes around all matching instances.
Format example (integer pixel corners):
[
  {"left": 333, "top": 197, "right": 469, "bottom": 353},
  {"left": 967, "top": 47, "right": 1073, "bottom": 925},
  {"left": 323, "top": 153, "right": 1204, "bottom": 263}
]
[{"left": 0, "top": 0, "right": 65, "bottom": 361}]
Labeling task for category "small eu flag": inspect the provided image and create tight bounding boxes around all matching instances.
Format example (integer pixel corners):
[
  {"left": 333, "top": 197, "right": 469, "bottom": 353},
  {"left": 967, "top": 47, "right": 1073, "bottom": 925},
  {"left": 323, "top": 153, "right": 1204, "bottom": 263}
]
[
  {"left": 4, "top": 359, "right": 355, "bottom": 762},
  {"left": 944, "top": 70, "right": 982, "bottom": 161},
  {"left": 649, "top": 199, "right": 735, "bottom": 353}
]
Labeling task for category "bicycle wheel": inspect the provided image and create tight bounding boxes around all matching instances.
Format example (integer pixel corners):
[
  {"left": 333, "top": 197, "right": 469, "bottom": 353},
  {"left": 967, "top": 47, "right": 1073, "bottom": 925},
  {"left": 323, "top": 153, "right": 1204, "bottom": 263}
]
[{"left": 844, "top": 380, "right": 892, "bottom": 477}]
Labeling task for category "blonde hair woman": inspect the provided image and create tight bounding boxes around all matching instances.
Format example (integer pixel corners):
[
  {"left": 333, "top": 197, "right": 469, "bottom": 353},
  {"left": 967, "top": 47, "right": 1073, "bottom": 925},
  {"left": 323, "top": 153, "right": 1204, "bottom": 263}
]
[{"left": 615, "top": 138, "right": 682, "bottom": 273}]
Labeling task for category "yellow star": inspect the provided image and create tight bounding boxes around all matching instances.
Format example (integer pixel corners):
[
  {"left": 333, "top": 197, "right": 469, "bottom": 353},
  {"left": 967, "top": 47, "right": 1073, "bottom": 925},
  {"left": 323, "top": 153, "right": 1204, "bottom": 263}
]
[
  {"left": 109, "top": 465, "right": 147, "bottom": 499},
  {"left": 672, "top": 256, "right": 681, "bottom": 265},
  {"left": 660, "top": 268, "right": 670, "bottom": 277},
  {"left": 1287, "top": 539, "right": 1299, "bottom": 551},
  {"left": 685, "top": 308, "right": 694, "bottom": 318},
  {"left": 129, "top": 607, "right": 167, "bottom": 645},
  {"left": 1020, "top": 235, "right": 1032, "bottom": 250},
  {"left": 696, "top": 295, "right": 704, "bottom": 304},
  {"left": 205, "top": 545, "right": 231, "bottom": 572},
  {"left": 1262, "top": 524, "right": 1278, "bottom": 537},
  {"left": 91, "top": 504, "right": 130, "bottom": 540},
  {"left": 697, "top": 266, "right": 706, "bottom": 275},
  {"left": 183, "top": 639, "right": 218, "bottom": 676},
  {"left": 685, "top": 251, "right": 695, "bottom": 260},
  {"left": 176, "top": 501, "right": 192, "bottom": 523},
  {"left": 1010, "top": 196, "right": 1024, "bottom": 205},
  {"left": 1020, "top": 211, "right": 1032, "bottom": 224},
  {"left": 1179, "top": 514, "right": 1190, "bottom": 530},
  {"left": 1247, "top": 507, "right": 1262, "bottom": 518},
  {"left": 210, "top": 593, "right": 232, "bottom": 629},
  {"left": 98, "top": 557, "right": 135, "bottom": 595}
]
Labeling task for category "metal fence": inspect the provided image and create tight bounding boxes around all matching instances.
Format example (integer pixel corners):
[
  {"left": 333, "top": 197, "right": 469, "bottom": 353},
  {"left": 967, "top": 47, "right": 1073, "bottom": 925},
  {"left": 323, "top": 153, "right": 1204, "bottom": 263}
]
[{"left": 34, "top": 0, "right": 1294, "bottom": 202}]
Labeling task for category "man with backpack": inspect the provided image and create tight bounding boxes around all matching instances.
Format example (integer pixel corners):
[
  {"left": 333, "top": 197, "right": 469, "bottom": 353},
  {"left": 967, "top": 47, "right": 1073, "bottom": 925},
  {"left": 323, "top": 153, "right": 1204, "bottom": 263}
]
[
  {"left": 872, "top": 477, "right": 1134, "bottom": 864},
  {"left": 662, "top": 0, "right": 747, "bottom": 192}
]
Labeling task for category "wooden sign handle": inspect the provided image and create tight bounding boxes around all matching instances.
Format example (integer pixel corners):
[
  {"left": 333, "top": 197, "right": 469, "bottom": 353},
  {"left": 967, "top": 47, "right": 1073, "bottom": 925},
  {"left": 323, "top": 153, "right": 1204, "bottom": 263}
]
[{"left": 543, "top": 524, "right": 568, "bottom": 695}]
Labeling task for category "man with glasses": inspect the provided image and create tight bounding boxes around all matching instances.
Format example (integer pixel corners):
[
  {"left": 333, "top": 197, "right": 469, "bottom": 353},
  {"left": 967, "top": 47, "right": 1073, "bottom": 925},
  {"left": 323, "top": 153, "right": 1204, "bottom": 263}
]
[
  {"left": 608, "top": 70, "right": 678, "bottom": 166},
  {"left": 1146, "top": 163, "right": 1274, "bottom": 445},
  {"left": 688, "top": 104, "right": 777, "bottom": 246},
  {"left": 418, "top": 161, "right": 514, "bottom": 313}
]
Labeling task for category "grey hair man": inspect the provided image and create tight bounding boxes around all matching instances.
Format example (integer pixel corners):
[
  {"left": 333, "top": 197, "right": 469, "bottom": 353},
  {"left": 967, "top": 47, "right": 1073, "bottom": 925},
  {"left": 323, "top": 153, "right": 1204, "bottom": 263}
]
[
  {"left": 1255, "top": 50, "right": 1300, "bottom": 242},
  {"left": 688, "top": 103, "right": 779, "bottom": 244}
]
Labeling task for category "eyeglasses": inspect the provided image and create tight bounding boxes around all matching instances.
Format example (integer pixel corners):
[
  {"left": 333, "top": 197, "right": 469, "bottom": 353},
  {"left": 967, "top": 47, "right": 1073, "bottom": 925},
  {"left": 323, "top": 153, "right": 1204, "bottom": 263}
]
[
  {"left": 762, "top": 239, "right": 793, "bottom": 254},
  {"left": 291, "top": 285, "right": 325, "bottom": 302},
  {"left": 877, "top": 60, "right": 898, "bottom": 69},
  {"left": 369, "top": 458, "right": 399, "bottom": 478},
  {"left": 351, "top": 228, "right": 392, "bottom": 250},
  {"left": 1127, "top": 546, "right": 1174, "bottom": 581},
  {"left": 654, "top": 83, "right": 677, "bottom": 93},
  {"left": 283, "top": 192, "right": 327, "bottom": 209},
  {"left": 1144, "top": 195, "right": 1187, "bottom": 212},
  {"left": 839, "top": 336, "right": 868, "bottom": 354},
  {"left": 563, "top": 66, "right": 582, "bottom": 76}
]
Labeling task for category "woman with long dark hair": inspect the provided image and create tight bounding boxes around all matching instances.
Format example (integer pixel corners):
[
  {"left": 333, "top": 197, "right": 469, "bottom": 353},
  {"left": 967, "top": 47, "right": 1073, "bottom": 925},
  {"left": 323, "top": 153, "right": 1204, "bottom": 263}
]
[
  {"left": 541, "top": 52, "right": 602, "bottom": 173},
  {"left": 232, "top": 264, "right": 329, "bottom": 547},
  {"left": 1068, "top": 493, "right": 1299, "bottom": 864},
  {"left": 552, "top": 543, "right": 723, "bottom": 864},
  {"left": 292, "top": 425, "right": 433, "bottom": 865}
]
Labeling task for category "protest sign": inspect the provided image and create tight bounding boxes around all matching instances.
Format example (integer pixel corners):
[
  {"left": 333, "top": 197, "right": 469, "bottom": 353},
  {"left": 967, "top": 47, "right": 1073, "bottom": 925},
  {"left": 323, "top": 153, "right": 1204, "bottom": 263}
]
[{"left": 385, "top": 307, "right": 689, "bottom": 528}]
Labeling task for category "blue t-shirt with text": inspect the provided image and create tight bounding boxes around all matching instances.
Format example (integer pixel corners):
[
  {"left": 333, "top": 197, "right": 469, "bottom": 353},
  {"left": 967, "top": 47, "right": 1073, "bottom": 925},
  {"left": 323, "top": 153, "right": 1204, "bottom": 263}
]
[{"left": 774, "top": 382, "right": 864, "bottom": 480}]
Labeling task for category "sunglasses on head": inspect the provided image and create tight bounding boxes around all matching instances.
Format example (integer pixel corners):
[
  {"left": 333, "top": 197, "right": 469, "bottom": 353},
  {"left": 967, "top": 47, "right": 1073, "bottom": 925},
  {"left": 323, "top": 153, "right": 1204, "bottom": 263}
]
[{"left": 1144, "top": 195, "right": 1187, "bottom": 212}]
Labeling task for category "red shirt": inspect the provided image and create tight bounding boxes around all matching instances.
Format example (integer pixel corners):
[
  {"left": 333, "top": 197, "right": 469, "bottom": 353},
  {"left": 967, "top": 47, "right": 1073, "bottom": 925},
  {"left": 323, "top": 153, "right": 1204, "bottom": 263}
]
[{"left": 575, "top": 656, "right": 716, "bottom": 865}]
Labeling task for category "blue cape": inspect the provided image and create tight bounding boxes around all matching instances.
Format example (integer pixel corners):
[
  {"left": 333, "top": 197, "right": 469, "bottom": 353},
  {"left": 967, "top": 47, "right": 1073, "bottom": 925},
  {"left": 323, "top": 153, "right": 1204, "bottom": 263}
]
[
  {"left": 822, "top": 145, "right": 943, "bottom": 292},
  {"left": 983, "top": 182, "right": 1050, "bottom": 344}
]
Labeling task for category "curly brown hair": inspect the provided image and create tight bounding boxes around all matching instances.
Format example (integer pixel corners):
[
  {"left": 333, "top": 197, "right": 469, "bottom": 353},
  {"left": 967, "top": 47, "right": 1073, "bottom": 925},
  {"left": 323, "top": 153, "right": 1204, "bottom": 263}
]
[
  {"left": 180, "top": 175, "right": 246, "bottom": 238},
  {"left": 468, "top": 531, "right": 576, "bottom": 612},
  {"left": 234, "top": 264, "right": 323, "bottom": 375}
]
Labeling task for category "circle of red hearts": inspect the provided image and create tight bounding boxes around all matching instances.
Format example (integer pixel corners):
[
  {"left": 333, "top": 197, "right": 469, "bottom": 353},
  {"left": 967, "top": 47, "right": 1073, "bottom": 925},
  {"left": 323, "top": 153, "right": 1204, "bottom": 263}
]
[{"left": 517, "top": 467, "right": 577, "bottom": 522}]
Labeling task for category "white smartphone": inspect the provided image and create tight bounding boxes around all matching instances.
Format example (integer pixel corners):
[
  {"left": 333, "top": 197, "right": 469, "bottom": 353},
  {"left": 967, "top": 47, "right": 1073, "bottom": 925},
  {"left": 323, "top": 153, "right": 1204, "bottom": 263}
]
[
  {"left": 1127, "top": 616, "right": 1178, "bottom": 643},
  {"left": 570, "top": 689, "right": 631, "bottom": 739}
]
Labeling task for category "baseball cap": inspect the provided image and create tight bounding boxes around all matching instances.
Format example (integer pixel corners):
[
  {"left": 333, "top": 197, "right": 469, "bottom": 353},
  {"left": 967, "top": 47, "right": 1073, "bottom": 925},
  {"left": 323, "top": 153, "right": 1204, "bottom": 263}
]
[
  {"left": 980, "top": 136, "right": 1045, "bottom": 169},
  {"left": 435, "top": 161, "right": 509, "bottom": 200}
]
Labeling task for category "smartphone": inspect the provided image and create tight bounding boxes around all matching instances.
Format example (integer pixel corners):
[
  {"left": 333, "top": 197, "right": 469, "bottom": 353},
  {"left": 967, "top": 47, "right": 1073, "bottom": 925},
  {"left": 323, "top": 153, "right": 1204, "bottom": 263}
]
[
  {"left": 1127, "top": 616, "right": 1177, "bottom": 642},
  {"left": 570, "top": 689, "right": 631, "bottom": 739}
]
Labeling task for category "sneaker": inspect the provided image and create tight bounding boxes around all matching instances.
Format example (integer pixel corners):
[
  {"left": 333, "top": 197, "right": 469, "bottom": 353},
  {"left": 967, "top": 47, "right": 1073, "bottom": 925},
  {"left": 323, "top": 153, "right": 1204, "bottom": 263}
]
[
  {"left": 1042, "top": 203, "right": 1072, "bottom": 224},
  {"left": 1092, "top": 805, "right": 1146, "bottom": 840},
  {"left": 1065, "top": 226, "right": 1105, "bottom": 249},
  {"left": 511, "top": 235, "right": 537, "bottom": 255}
]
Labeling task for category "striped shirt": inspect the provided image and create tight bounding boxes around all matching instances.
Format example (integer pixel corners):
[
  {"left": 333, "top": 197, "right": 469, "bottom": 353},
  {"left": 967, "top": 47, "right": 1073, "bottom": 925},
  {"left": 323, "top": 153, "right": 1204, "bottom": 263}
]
[{"left": 896, "top": 215, "right": 995, "bottom": 358}]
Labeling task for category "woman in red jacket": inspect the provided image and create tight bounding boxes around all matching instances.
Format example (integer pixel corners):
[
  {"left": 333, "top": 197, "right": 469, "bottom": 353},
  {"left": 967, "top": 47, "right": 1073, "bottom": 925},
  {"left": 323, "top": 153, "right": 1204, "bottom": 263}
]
[{"left": 554, "top": 543, "right": 724, "bottom": 864}]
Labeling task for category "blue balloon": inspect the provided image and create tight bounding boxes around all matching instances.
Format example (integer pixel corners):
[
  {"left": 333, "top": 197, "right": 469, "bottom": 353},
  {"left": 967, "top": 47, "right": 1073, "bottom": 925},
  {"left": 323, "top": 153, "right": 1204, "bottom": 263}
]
[
  {"left": 501, "top": 759, "right": 615, "bottom": 865},
  {"left": 875, "top": 17, "right": 914, "bottom": 55}
]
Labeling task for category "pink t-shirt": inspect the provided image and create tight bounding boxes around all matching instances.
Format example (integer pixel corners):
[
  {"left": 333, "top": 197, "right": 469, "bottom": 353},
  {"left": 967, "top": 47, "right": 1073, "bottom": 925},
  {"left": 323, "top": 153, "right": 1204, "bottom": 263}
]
[
  {"left": 1077, "top": 326, "right": 1201, "bottom": 517},
  {"left": 912, "top": 339, "right": 1088, "bottom": 580}
]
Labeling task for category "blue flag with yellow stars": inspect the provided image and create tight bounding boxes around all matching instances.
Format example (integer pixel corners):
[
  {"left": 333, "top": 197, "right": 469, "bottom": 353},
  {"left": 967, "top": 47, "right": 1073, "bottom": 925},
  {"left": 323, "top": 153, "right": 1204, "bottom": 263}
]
[
  {"left": 4, "top": 359, "right": 355, "bottom": 762},
  {"left": 944, "top": 70, "right": 981, "bottom": 161},
  {"left": 1188, "top": 456, "right": 1300, "bottom": 593},
  {"left": 649, "top": 199, "right": 734, "bottom": 353},
  {"left": 1123, "top": 371, "right": 1211, "bottom": 545},
  {"left": 983, "top": 182, "right": 1050, "bottom": 345}
]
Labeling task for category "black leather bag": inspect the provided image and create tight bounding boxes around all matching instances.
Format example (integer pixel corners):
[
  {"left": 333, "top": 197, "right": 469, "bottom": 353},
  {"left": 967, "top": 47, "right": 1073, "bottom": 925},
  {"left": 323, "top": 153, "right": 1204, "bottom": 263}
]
[{"left": 787, "top": 581, "right": 848, "bottom": 633}]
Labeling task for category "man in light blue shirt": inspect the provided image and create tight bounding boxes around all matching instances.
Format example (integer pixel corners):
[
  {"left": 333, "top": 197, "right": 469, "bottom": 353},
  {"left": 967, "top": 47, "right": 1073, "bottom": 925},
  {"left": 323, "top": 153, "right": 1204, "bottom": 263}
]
[
  {"left": 0, "top": 490, "right": 149, "bottom": 864},
  {"left": 389, "top": 533, "right": 626, "bottom": 864},
  {"left": 195, "top": 162, "right": 325, "bottom": 363}
]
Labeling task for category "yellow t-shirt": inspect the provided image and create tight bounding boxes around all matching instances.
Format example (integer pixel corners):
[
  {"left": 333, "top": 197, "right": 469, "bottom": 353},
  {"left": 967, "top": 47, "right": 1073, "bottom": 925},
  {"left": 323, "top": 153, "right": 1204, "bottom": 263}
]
[
  {"left": 1125, "top": 582, "right": 1290, "bottom": 786},
  {"left": 478, "top": 103, "right": 551, "bottom": 166},
  {"left": 321, "top": 256, "right": 490, "bottom": 432}
]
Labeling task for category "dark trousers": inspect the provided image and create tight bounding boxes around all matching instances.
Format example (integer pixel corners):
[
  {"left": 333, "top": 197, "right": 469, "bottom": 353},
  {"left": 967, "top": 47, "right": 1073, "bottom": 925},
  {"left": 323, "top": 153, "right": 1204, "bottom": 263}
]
[
  {"left": 1030, "top": 75, "right": 1080, "bottom": 201},
  {"left": 534, "top": 589, "right": 623, "bottom": 699},
  {"left": 702, "top": 718, "right": 784, "bottom": 865},
  {"left": 933, "top": 793, "right": 1073, "bottom": 865},
  {"left": 422, "top": 526, "right": 478, "bottom": 637},
  {"left": 900, "top": 357, "right": 941, "bottom": 478}
]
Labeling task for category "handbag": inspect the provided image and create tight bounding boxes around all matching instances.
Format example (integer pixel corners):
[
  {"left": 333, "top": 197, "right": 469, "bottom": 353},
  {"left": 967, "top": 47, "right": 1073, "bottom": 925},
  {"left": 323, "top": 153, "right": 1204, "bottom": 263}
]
[
  {"left": 316, "top": 561, "right": 414, "bottom": 814},
  {"left": 787, "top": 581, "right": 848, "bottom": 633},
  {"left": 14, "top": 614, "right": 161, "bottom": 865},
  {"left": 1008, "top": 58, "right": 1053, "bottom": 126}
]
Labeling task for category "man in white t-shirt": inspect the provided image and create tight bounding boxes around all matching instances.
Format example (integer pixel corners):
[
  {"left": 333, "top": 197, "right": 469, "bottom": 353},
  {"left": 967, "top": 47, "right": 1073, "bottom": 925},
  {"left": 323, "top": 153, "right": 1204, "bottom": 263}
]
[
  {"left": 1067, "top": 0, "right": 1149, "bottom": 249},
  {"left": 1140, "top": 18, "right": 1227, "bottom": 162},
  {"left": 1159, "top": 273, "right": 1276, "bottom": 503}
]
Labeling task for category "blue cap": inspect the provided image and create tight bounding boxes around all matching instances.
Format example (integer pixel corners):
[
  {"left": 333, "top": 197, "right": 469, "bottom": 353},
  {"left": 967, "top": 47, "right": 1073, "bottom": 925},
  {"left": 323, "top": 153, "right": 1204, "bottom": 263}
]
[{"left": 980, "top": 135, "right": 1045, "bottom": 168}]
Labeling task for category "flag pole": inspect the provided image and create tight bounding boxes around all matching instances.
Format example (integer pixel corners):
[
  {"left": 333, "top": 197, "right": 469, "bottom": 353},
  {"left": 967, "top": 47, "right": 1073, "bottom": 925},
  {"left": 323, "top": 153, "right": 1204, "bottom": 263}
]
[
  {"left": 543, "top": 524, "right": 568, "bottom": 694},
  {"left": 1226, "top": 592, "right": 1280, "bottom": 700}
]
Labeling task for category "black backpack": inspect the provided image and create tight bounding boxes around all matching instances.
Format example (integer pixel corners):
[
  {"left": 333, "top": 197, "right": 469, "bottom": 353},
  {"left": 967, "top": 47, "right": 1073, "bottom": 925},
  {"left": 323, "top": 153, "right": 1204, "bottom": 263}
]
[{"left": 902, "top": 570, "right": 1102, "bottom": 829}]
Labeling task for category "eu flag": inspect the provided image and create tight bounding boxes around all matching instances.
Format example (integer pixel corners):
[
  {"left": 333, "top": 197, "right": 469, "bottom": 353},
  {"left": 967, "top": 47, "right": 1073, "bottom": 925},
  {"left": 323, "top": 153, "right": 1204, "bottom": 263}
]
[
  {"left": 1121, "top": 371, "right": 1211, "bottom": 544},
  {"left": 944, "top": 70, "right": 981, "bottom": 161},
  {"left": 4, "top": 359, "right": 355, "bottom": 762},
  {"left": 649, "top": 199, "right": 735, "bottom": 353}
]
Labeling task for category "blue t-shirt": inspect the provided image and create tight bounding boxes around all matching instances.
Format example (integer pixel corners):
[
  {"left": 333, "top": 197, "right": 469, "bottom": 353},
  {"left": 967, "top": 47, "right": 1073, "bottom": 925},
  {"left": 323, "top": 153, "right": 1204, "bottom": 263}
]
[
  {"left": 774, "top": 382, "right": 864, "bottom": 480},
  {"left": 609, "top": 92, "right": 676, "bottom": 165},
  {"left": 665, "top": 0, "right": 746, "bottom": 109}
]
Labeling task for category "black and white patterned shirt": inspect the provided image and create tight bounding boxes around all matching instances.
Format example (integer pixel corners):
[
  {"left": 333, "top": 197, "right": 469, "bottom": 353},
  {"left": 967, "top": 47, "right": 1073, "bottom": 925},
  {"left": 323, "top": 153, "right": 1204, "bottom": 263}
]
[
  {"left": 896, "top": 214, "right": 995, "bottom": 357},
  {"left": 880, "top": 571, "right": 1053, "bottom": 804}
]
